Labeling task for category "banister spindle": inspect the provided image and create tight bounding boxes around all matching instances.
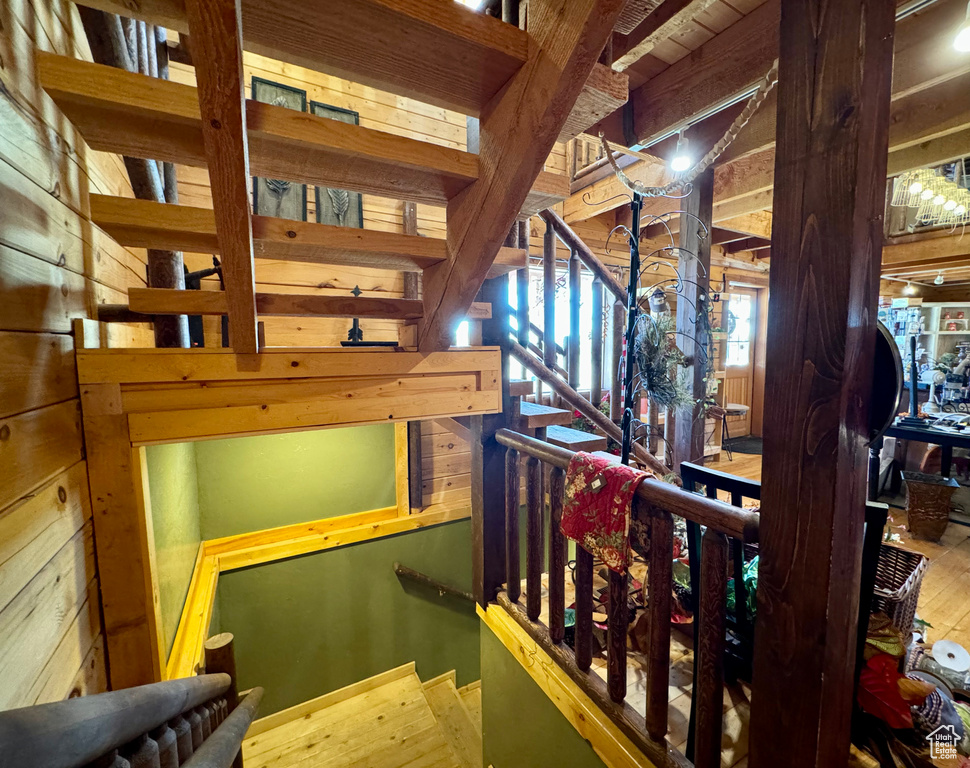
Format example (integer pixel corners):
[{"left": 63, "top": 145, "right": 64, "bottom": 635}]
[
  {"left": 526, "top": 457, "right": 543, "bottom": 622},
  {"left": 150, "top": 724, "right": 178, "bottom": 768},
  {"left": 121, "top": 734, "right": 160, "bottom": 768},
  {"left": 607, "top": 569, "right": 628, "bottom": 703},
  {"left": 170, "top": 715, "right": 193, "bottom": 763},
  {"left": 543, "top": 220, "right": 556, "bottom": 405},
  {"left": 591, "top": 277, "right": 603, "bottom": 406},
  {"left": 610, "top": 300, "right": 623, "bottom": 421},
  {"left": 694, "top": 527, "right": 729, "bottom": 768},
  {"left": 645, "top": 502, "right": 673, "bottom": 741},
  {"left": 506, "top": 448, "right": 521, "bottom": 603},
  {"left": 548, "top": 467, "right": 566, "bottom": 644},
  {"left": 568, "top": 248, "right": 580, "bottom": 389},
  {"left": 185, "top": 709, "right": 203, "bottom": 751},
  {"left": 574, "top": 546, "right": 593, "bottom": 671},
  {"left": 195, "top": 705, "right": 211, "bottom": 740}
]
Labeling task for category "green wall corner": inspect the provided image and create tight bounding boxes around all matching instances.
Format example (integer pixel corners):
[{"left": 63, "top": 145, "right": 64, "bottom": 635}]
[
  {"left": 217, "top": 519, "right": 479, "bottom": 716},
  {"left": 481, "top": 621, "right": 608, "bottom": 768},
  {"left": 146, "top": 442, "right": 203, "bottom": 657},
  {"left": 195, "top": 425, "right": 396, "bottom": 540}
]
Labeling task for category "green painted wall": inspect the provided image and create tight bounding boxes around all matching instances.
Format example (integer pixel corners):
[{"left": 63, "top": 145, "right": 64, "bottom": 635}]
[
  {"left": 146, "top": 442, "right": 203, "bottom": 657},
  {"left": 481, "top": 625, "right": 608, "bottom": 768},
  {"left": 195, "top": 425, "right": 396, "bottom": 539},
  {"left": 217, "top": 519, "right": 479, "bottom": 716}
]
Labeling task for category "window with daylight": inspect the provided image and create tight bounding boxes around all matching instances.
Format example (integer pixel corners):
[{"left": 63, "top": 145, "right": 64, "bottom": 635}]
[{"left": 725, "top": 293, "right": 753, "bottom": 367}]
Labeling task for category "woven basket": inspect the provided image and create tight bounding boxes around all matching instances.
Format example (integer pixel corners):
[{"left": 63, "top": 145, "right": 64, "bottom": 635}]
[
  {"left": 903, "top": 470, "right": 958, "bottom": 541},
  {"left": 871, "top": 544, "right": 928, "bottom": 638}
]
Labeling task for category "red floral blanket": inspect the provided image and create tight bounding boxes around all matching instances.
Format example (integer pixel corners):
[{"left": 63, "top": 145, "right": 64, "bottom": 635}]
[{"left": 560, "top": 452, "right": 654, "bottom": 573}]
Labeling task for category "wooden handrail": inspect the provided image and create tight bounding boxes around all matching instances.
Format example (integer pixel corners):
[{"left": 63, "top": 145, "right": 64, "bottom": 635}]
[
  {"left": 181, "top": 688, "right": 263, "bottom": 768},
  {"left": 494, "top": 427, "right": 759, "bottom": 541},
  {"left": 509, "top": 340, "right": 672, "bottom": 479},
  {"left": 539, "top": 209, "right": 628, "bottom": 304},
  {"left": 0, "top": 674, "right": 231, "bottom": 768},
  {"left": 393, "top": 563, "right": 475, "bottom": 603}
]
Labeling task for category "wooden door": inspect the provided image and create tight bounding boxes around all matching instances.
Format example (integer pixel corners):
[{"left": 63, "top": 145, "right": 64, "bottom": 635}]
[{"left": 722, "top": 290, "right": 758, "bottom": 438}]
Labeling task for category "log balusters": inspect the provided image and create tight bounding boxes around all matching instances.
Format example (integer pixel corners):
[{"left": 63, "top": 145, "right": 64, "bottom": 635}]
[
  {"left": 491, "top": 428, "right": 758, "bottom": 767},
  {"left": 505, "top": 448, "right": 521, "bottom": 604}
]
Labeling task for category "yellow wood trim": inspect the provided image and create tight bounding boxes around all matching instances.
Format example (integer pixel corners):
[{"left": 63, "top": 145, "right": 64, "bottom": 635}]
[
  {"left": 204, "top": 506, "right": 399, "bottom": 556},
  {"left": 247, "top": 662, "right": 417, "bottom": 737},
  {"left": 166, "top": 547, "right": 219, "bottom": 680},
  {"left": 216, "top": 506, "right": 471, "bottom": 572},
  {"left": 132, "top": 445, "right": 166, "bottom": 682},
  {"left": 478, "top": 604, "right": 660, "bottom": 768},
  {"left": 394, "top": 422, "right": 409, "bottom": 517}
]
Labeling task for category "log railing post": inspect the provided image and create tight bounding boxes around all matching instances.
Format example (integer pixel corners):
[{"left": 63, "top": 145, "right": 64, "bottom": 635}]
[
  {"left": 548, "top": 467, "right": 566, "bottom": 644},
  {"left": 607, "top": 570, "right": 628, "bottom": 703},
  {"left": 694, "top": 528, "right": 728, "bottom": 768},
  {"left": 505, "top": 448, "right": 521, "bottom": 604},
  {"left": 644, "top": 502, "right": 673, "bottom": 741},
  {"left": 203, "top": 634, "right": 239, "bottom": 712},
  {"left": 574, "top": 547, "right": 594, "bottom": 672},
  {"left": 543, "top": 219, "right": 557, "bottom": 405},
  {"left": 525, "top": 456, "right": 543, "bottom": 622},
  {"left": 610, "top": 300, "right": 624, "bottom": 422},
  {"left": 568, "top": 248, "right": 581, "bottom": 389},
  {"left": 591, "top": 277, "right": 603, "bottom": 406}
]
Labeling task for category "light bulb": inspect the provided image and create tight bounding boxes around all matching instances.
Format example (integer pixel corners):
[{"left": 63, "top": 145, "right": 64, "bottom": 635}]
[
  {"left": 903, "top": 282, "right": 917, "bottom": 296},
  {"left": 670, "top": 129, "right": 690, "bottom": 174},
  {"left": 921, "top": 188, "right": 935, "bottom": 200},
  {"left": 909, "top": 181, "right": 924, "bottom": 195},
  {"left": 956, "top": 205, "right": 967, "bottom": 216},
  {"left": 933, "top": 193, "right": 947, "bottom": 205},
  {"left": 936, "top": 272, "right": 945, "bottom": 285},
  {"left": 945, "top": 199, "right": 958, "bottom": 211},
  {"left": 956, "top": 2, "right": 970, "bottom": 52}
]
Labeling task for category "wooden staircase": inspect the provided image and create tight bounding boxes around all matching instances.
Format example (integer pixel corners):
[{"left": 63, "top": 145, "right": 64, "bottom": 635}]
[
  {"left": 513, "top": 383, "right": 609, "bottom": 453},
  {"left": 241, "top": 663, "right": 483, "bottom": 768},
  {"left": 42, "top": 0, "right": 626, "bottom": 353}
]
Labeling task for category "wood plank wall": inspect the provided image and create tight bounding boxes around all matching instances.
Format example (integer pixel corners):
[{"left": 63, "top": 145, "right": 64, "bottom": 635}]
[{"left": 0, "top": 0, "right": 154, "bottom": 709}]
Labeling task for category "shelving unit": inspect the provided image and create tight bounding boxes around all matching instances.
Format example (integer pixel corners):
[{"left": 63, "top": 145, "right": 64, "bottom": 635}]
[{"left": 882, "top": 301, "right": 970, "bottom": 378}]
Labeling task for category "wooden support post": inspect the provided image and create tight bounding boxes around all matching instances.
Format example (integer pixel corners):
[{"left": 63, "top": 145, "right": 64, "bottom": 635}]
[
  {"left": 591, "top": 277, "right": 603, "bottom": 406},
  {"left": 568, "top": 248, "right": 581, "bottom": 388},
  {"left": 204, "top": 633, "right": 241, "bottom": 768},
  {"left": 673, "top": 168, "right": 714, "bottom": 473},
  {"left": 543, "top": 219, "right": 558, "bottom": 405},
  {"left": 516, "top": 220, "right": 531, "bottom": 348},
  {"left": 471, "top": 275, "right": 511, "bottom": 607},
  {"left": 749, "top": 0, "right": 896, "bottom": 765},
  {"left": 184, "top": 0, "right": 258, "bottom": 354},
  {"left": 80, "top": 385, "right": 161, "bottom": 688},
  {"left": 610, "top": 299, "right": 623, "bottom": 421},
  {"left": 402, "top": 203, "right": 423, "bottom": 511},
  {"left": 403, "top": 201, "right": 420, "bottom": 301}
]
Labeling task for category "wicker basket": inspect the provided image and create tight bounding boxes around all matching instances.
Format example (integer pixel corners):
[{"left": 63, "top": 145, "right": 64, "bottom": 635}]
[
  {"left": 903, "top": 470, "right": 958, "bottom": 541},
  {"left": 871, "top": 544, "right": 929, "bottom": 638}
]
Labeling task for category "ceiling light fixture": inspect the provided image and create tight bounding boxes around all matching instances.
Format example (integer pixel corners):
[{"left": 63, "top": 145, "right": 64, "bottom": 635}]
[
  {"left": 903, "top": 281, "right": 918, "bottom": 296},
  {"left": 935, "top": 271, "right": 946, "bottom": 285},
  {"left": 670, "top": 129, "right": 691, "bottom": 174},
  {"left": 956, "top": 1, "right": 970, "bottom": 52}
]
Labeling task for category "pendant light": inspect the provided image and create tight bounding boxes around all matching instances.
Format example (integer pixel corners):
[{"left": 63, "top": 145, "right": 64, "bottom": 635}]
[{"left": 956, "top": 1, "right": 970, "bottom": 52}]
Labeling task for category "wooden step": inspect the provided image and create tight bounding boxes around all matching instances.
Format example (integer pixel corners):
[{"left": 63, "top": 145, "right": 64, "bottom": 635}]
[
  {"left": 128, "top": 287, "right": 424, "bottom": 319},
  {"left": 74, "top": 0, "right": 529, "bottom": 116},
  {"left": 456, "top": 681, "right": 482, "bottom": 736},
  {"left": 243, "top": 666, "right": 461, "bottom": 768},
  {"left": 422, "top": 674, "right": 483, "bottom": 768},
  {"left": 517, "top": 401, "right": 573, "bottom": 428},
  {"left": 39, "top": 54, "right": 567, "bottom": 214},
  {"left": 545, "top": 425, "right": 608, "bottom": 452},
  {"left": 509, "top": 379, "right": 535, "bottom": 398}
]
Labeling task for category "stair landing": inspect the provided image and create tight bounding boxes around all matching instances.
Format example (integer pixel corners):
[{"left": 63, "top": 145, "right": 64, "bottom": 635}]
[{"left": 243, "top": 664, "right": 481, "bottom": 768}]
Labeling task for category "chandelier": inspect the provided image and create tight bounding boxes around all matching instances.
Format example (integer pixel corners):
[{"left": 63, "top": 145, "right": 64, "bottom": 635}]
[{"left": 890, "top": 163, "right": 970, "bottom": 228}]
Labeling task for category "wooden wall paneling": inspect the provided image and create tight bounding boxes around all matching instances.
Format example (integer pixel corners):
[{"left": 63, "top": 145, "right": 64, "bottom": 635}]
[
  {"left": 749, "top": 0, "right": 896, "bottom": 764},
  {"left": 184, "top": 0, "right": 258, "bottom": 353},
  {"left": 79, "top": 383, "right": 161, "bottom": 688},
  {"left": 0, "top": 332, "right": 78, "bottom": 419}
]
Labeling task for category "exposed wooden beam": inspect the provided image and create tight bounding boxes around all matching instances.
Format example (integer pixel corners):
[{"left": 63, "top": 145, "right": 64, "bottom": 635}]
[
  {"left": 71, "top": 0, "right": 529, "bottom": 116},
  {"left": 184, "top": 0, "right": 257, "bottom": 353},
  {"left": 882, "top": 230, "right": 970, "bottom": 269},
  {"left": 750, "top": 0, "right": 895, "bottom": 766},
  {"left": 38, "top": 53, "right": 566, "bottom": 214},
  {"left": 612, "top": 0, "right": 719, "bottom": 71},
  {"left": 418, "top": 0, "right": 625, "bottom": 351},
  {"left": 128, "top": 288, "right": 425, "bottom": 319},
  {"left": 725, "top": 237, "right": 772, "bottom": 254},
  {"left": 559, "top": 63, "right": 629, "bottom": 142}
]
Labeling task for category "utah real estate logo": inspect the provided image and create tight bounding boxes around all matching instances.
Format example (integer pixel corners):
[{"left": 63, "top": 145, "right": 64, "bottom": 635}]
[{"left": 926, "top": 724, "right": 960, "bottom": 760}]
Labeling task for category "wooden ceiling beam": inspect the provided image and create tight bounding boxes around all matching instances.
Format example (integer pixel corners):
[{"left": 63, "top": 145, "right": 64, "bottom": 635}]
[
  {"left": 71, "top": 0, "right": 529, "bottom": 116},
  {"left": 185, "top": 0, "right": 258, "bottom": 353},
  {"left": 612, "top": 0, "right": 719, "bottom": 71},
  {"left": 418, "top": 0, "right": 625, "bottom": 351}
]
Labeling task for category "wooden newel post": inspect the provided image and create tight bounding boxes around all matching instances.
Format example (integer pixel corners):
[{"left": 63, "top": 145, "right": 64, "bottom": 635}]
[{"left": 204, "top": 633, "right": 238, "bottom": 712}]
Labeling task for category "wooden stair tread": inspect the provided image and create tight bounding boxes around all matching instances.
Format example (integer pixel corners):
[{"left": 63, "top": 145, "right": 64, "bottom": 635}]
[
  {"left": 517, "top": 401, "right": 573, "bottom": 428},
  {"left": 128, "top": 287, "right": 424, "bottom": 320},
  {"left": 39, "top": 54, "right": 566, "bottom": 214},
  {"left": 89, "top": 195, "right": 525, "bottom": 276},
  {"left": 456, "top": 682, "right": 482, "bottom": 736},
  {"left": 422, "top": 676, "right": 483, "bottom": 768},
  {"left": 243, "top": 669, "right": 461, "bottom": 768},
  {"left": 509, "top": 379, "right": 535, "bottom": 397},
  {"left": 73, "top": 0, "right": 529, "bottom": 116},
  {"left": 545, "top": 425, "right": 608, "bottom": 452}
]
